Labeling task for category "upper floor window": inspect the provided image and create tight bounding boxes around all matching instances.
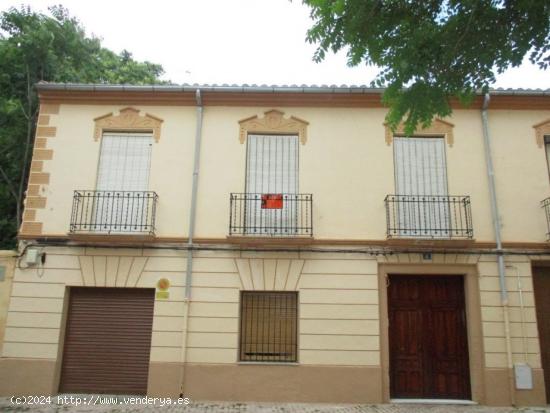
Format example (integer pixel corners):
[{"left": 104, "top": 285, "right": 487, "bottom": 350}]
[
  {"left": 246, "top": 134, "right": 298, "bottom": 195},
  {"left": 93, "top": 133, "right": 154, "bottom": 233},
  {"left": 392, "top": 136, "right": 451, "bottom": 238},
  {"left": 230, "top": 110, "right": 312, "bottom": 238},
  {"left": 393, "top": 136, "right": 448, "bottom": 197},
  {"left": 386, "top": 135, "right": 473, "bottom": 239},
  {"left": 96, "top": 132, "right": 153, "bottom": 191},
  {"left": 230, "top": 133, "right": 312, "bottom": 237},
  {"left": 244, "top": 134, "right": 299, "bottom": 235},
  {"left": 70, "top": 132, "right": 157, "bottom": 236},
  {"left": 545, "top": 135, "right": 550, "bottom": 182}
]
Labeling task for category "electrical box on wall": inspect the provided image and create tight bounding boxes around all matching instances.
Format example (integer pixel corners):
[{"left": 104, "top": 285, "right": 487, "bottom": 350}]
[
  {"left": 25, "top": 249, "right": 40, "bottom": 266},
  {"left": 514, "top": 363, "right": 533, "bottom": 390}
]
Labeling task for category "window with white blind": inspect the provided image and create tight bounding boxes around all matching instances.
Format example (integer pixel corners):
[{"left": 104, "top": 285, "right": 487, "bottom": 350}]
[
  {"left": 394, "top": 136, "right": 448, "bottom": 196},
  {"left": 92, "top": 133, "right": 153, "bottom": 232},
  {"left": 96, "top": 133, "right": 153, "bottom": 191},
  {"left": 244, "top": 134, "right": 299, "bottom": 234},
  {"left": 246, "top": 134, "right": 298, "bottom": 194},
  {"left": 393, "top": 136, "right": 450, "bottom": 237},
  {"left": 545, "top": 136, "right": 550, "bottom": 182}
]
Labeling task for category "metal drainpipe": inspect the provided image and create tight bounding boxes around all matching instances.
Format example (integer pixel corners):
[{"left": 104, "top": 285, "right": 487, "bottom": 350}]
[
  {"left": 179, "top": 89, "right": 203, "bottom": 396},
  {"left": 506, "top": 265, "right": 529, "bottom": 363},
  {"left": 481, "top": 93, "right": 515, "bottom": 406}
]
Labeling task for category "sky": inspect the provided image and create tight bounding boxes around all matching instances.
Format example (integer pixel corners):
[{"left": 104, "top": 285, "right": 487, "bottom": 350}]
[{"left": 1, "top": 0, "right": 549, "bottom": 89}]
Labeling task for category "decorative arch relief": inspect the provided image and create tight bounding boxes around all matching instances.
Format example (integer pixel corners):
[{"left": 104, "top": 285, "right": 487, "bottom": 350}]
[
  {"left": 93, "top": 107, "right": 163, "bottom": 142},
  {"left": 238, "top": 109, "right": 309, "bottom": 144},
  {"left": 234, "top": 258, "right": 304, "bottom": 291},
  {"left": 384, "top": 118, "right": 455, "bottom": 146},
  {"left": 533, "top": 118, "right": 550, "bottom": 148}
]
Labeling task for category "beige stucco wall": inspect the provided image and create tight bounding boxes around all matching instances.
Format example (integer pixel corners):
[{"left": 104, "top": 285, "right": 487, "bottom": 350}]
[
  {"left": 478, "top": 256, "right": 542, "bottom": 369},
  {"left": 35, "top": 103, "right": 550, "bottom": 242},
  {"left": 1, "top": 246, "right": 381, "bottom": 368},
  {"left": 485, "top": 110, "right": 550, "bottom": 242},
  {"left": 477, "top": 254, "right": 548, "bottom": 405},
  {"left": 1, "top": 245, "right": 546, "bottom": 405},
  {"left": 37, "top": 105, "right": 196, "bottom": 238},
  {"left": 0, "top": 251, "right": 16, "bottom": 355}
]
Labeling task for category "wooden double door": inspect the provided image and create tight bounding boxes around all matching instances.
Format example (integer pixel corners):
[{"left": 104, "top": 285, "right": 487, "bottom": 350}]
[
  {"left": 533, "top": 266, "right": 550, "bottom": 403},
  {"left": 388, "top": 275, "right": 471, "bottom": 399}
]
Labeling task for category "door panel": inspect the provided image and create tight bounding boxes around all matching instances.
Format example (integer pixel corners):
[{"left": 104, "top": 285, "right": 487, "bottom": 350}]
[
  {"left": 533, "top": 267, "right": 550, "bottom": 402},
  {"left": 390, "top": 308, "right": 424, "bottom": 397},
  {"left": 389, "top": 275, "right": 471, "bottom": 399}
]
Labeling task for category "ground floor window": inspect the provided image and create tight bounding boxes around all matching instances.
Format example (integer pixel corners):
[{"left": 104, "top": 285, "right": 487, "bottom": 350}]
[{"left": 239, "top": 291, "right": 298, "bottom": 362}]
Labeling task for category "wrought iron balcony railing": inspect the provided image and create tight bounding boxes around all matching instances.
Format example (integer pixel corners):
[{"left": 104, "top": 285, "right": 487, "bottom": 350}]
[
  {"left": 229, "top": 193, "right": 312, "bottom": 237},
  {"left": 542, "top": 197, "right": 550, "bottom": 241},
  {"left": 385, "top": 195, "right": 473, "bottom": 239},
  {"left": 69, "top": 190, "right": 158, "bottom": 235}
]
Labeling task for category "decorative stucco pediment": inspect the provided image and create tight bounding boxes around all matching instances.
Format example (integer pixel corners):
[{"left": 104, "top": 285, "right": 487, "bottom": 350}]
[
  {"left": 93, "top": 107, "right": 163, "bottom": 142},
  {"left": 533, "top": 118, "right": 550, "bottom": 148},
  {"left": 234, "top": 258, "right": 304, "bottom": 291},
  {"left": 384, "top": 118, "right": 455, "bottom": 146},
  {"left": 238, "top": 110, "right": 309, "bottom": 144}
]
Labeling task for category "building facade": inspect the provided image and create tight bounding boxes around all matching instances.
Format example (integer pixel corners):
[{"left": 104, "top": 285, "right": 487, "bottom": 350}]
[{"left": 0, "top": 83, "right": 549, "bottom": 405}]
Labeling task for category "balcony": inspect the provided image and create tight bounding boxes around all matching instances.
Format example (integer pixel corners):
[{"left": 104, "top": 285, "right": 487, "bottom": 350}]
[
  {"left": 385, "top": 195, "right": 473, "bottom": 239},
  {"left": 69, "top": 190, "right": 158, "bottom": 238},
  {"left": 229, "top": 193, "right": 312, "bottom": 238},
  {"left": 542, "top": 197, "right": 550, "bottom": 241}
]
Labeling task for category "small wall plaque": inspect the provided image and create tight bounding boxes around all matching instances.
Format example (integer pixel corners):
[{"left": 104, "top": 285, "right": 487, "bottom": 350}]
[
  {"left": 0, "top": 266, "right": 5, "bottom": 281},
  {"left": 156, "top": 291, "right": 169, "bottom": 300}
]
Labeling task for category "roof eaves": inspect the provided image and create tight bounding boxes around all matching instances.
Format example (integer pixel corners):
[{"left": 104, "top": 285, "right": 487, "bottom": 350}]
[{"left": 34, "top": 82, "right": 550, "bottom": 96}]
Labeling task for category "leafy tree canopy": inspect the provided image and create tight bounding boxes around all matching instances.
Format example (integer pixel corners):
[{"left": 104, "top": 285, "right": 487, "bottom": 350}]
[
  {"left": 304, "top": 0, "right": 550, "bottom": 132},
  {"left": 0, "top": 5, "right": 167, "bottom": 249}
]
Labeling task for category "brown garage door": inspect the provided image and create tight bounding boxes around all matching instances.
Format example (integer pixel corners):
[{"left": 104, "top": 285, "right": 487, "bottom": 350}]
[
  {"left": 533, "top": 267, "right": 550, "bottom": 403},
  {"left": 59, "top": 287, "right": 155, "bottom": 394},
  {"left": 388, "top": 275, "right": 471, "bottom": 399}
]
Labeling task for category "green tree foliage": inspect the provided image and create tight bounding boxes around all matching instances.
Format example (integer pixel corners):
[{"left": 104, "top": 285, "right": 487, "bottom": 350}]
[
  {"left": 0, "top": 5, "right": 167, "bottom": 249},
  {"left": 304, "top": 0, "right": 550, "bottom": 131}
]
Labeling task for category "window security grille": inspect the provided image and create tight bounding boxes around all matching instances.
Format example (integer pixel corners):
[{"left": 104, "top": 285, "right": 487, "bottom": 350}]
[{"left": 239, "top": 291, "right": 298, "bottom": 362}]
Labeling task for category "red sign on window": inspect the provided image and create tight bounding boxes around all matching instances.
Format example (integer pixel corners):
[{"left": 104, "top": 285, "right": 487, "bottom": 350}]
[{"left": 261, "top": 194, "right": 283, "bottom": 209}]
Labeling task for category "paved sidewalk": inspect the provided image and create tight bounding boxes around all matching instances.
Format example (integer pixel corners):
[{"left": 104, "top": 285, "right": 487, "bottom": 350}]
[{"left": 0, "top": 397, "right": 549, "bottom": 413}]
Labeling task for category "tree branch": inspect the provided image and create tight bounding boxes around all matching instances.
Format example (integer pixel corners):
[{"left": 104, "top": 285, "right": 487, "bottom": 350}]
[
  {"left": 0, "top": 164, "right": 19, "bottom": 202},
  {"left": 17, "top": 100, "right": 30, "bottom": 120},
  {"left": 451, "top": 6, "right": 476, "bottom": 59}
]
